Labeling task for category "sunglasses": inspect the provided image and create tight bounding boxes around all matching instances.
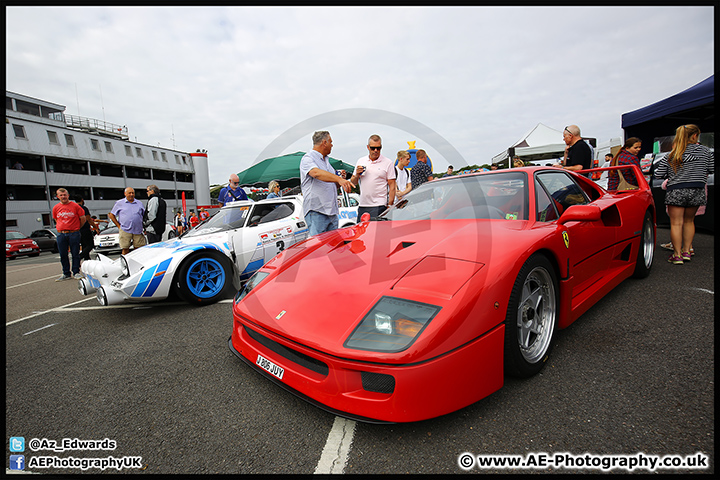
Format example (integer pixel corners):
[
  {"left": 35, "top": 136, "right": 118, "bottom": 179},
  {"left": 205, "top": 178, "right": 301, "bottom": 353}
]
[
  {"left": 564, "top": 127, "right": 573, "bottom": 135},
  {"left": 368, "top": 146, "right": 382, "bottom": 151}
]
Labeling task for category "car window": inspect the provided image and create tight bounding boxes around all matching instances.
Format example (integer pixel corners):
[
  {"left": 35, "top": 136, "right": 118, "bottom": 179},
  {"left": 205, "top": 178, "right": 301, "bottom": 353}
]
[
  {"left": 248, "top": 202, "right": 295, "bottom": 226},
  {"left": 535, "top": 171, "right": 589, "bottom": 216},
  {"left": 7, "top": 232, "right": 27, "bottom": 240},
  {"left": 100, "top": 226, "right": 119, "bottom": 235},
  {"left": 383, "top": 172, "right": 527, "bottom": 221},
  {"left": 349, "top": 197, "right": 359, "bottom": 207},
  {"left": 535, "top": 183, "right": 559, "bottom": 222}
]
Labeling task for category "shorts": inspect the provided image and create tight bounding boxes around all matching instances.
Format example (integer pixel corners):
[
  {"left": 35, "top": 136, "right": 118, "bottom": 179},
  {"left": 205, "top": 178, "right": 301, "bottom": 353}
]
[
  {"left": 119, "top": 229, "right": 147, "bottom": 250},
  {"left": 665, "top": 187, "right": 706, "bottom": 208}
]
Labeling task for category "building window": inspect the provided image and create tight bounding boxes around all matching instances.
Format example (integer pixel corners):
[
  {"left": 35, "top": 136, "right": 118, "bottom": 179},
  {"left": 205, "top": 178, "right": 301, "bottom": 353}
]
[
  {"left": 6, "top": 219, "right": 18, "bottom": 227},
  {"left": 125, "top": 145, "right": 133, "bottom": 157},
  {"left": 175, "top": 154, "right": 181, "bottom": 164},
  {"left": 135, "top": 147, "right": 143, "bottom": 158},
  {"left": 12, "top": 124, "right": 26, "bottom": 139},
  {"left": 104, "top": 141, "right": 113, "bottom": 153},
  {"left": 47, "top": 131, "right": 60, "bottom": 144},
  {"left": 91, "top": 139, "right": 100, "bottom": 151},
  {"left": 152, "top": 150, "right": 159, "bottom": 161},
  {"left": 65, "top": 134, "right": 75, "bottom": 147},
  {"left": 161, "top": 152, "right": 168, "bottom": 162}
]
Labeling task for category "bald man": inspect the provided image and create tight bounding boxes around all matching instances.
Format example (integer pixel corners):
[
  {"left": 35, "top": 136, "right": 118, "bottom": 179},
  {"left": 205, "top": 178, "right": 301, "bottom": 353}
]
[
  {"left": 557, "top": 124, "right": 592, "bottom": 177},
  {"left": 218, "top": 173, "right": 249, "bottom": 206}
]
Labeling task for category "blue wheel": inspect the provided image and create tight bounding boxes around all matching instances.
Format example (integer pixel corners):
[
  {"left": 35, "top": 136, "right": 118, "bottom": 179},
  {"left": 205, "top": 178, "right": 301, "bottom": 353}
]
[{"left": 175, "top": 251, "right": 232, "bottom": 304}]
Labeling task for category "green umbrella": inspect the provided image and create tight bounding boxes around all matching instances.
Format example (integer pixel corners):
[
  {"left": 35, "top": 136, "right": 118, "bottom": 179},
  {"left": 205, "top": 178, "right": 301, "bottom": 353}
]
[{"left": 235, "top": 152, "right": 355, "bottom": 186}]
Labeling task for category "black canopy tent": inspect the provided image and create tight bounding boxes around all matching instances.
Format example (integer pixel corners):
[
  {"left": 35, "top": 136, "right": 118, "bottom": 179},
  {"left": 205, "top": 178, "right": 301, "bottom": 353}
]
[{"left": 622, "top": 75, "right": 714, "bottom": 158}]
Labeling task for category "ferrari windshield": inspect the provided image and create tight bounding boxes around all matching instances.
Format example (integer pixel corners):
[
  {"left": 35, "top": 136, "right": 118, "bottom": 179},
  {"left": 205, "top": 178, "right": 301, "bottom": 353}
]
[{"left": 382, "top": 171, "right": 528, "bottom": 221}]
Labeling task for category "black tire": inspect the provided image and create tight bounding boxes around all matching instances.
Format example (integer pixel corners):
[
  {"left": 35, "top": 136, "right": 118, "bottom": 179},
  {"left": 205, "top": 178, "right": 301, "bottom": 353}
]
[
  {"left": 173, "top": 250, "right": 233, "bottom": 305},
  {"left": 632, "top": 210, "right": 654, "bottom": 279},
  {"left": 504, "top": 254, "right": 559, "bottom": 378}
]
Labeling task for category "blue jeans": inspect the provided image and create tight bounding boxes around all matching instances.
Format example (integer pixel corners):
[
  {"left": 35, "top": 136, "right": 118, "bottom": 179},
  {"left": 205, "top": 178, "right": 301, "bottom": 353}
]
[
  {"left": 56, "top": 231, "right": 81, "bottom": 276},
  {"left": 305, "top": 211, "right": 338, "bottom": 236}
]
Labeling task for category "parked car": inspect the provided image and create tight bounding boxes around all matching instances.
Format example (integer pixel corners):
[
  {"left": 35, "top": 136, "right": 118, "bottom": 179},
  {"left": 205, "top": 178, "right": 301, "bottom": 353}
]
[
  {"left": 29, "top": 228, "right": 59, "bottom": 253},
  {"left": 229, "top": 166, "right": 656, "bottom": 423},
  {"left": 93, "top": 223, "right": 177, "bottom": 254},
  {"left": 6, "top": 231, "right": 41, "bottom": 259},
  {"left": 79, "top": 195, "right": 358, "bottom": 306},
  {"left": 337, "top": 192, "right": 360, "bottom": 227}
]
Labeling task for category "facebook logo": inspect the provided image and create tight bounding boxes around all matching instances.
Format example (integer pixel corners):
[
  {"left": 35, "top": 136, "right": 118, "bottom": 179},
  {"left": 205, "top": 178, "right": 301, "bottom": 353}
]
[
  {"left": 10, "top": 436, "right": 25, "bottom": 452},
  {"left": 9, "top": 455, "right": 25, "bottom": 471}
]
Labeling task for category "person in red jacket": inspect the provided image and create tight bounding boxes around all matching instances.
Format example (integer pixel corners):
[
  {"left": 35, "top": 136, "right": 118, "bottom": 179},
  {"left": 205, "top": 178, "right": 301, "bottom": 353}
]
[
  {"left": 189, "top": 211, "right": 199, "bottom": 229},
  {"left": 52, "top": 188, "right": 86, "bottom": 281}
]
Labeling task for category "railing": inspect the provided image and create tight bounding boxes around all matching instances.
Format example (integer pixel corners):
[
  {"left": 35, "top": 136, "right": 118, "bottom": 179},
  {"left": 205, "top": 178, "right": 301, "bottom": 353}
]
[{"left": 62, "top": 114, "right": 129, "bottom": 140}]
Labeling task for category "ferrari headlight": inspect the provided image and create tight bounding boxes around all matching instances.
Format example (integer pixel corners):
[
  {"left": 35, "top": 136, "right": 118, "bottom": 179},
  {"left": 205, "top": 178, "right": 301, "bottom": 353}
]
[
  {"left": 344, "top": 297, "right": 441, "bottom": 352},
  {"left": 235, "top": 271, "right": 269, "bottom": 304}
]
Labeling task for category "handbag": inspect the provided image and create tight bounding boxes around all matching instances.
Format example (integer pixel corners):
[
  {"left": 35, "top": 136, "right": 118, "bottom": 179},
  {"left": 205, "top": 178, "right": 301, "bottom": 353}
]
[{"left": 617, "top": 170, "right": 638, "bottom": 190}]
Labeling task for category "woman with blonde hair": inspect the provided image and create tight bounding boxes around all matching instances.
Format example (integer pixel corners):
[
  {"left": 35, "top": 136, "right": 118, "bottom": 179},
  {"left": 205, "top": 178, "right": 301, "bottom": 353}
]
[
  {"left": 654, "top": 124, "right": 714, "bottom": 264},
  {"left": 267, "top": 180, "right": 281, "bottom": 198},
  {"left": 607, "top": 137, "right": 642, "bottom": 191}
]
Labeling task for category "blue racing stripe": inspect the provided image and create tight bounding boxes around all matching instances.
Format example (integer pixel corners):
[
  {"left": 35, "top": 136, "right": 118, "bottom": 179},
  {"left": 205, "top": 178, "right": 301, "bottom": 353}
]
[
  {"left": 143, "top": 258, "right": 173, "bottom": 297},
  {"left": 131, "top": 265, "right": 158, "bottom": 297}
]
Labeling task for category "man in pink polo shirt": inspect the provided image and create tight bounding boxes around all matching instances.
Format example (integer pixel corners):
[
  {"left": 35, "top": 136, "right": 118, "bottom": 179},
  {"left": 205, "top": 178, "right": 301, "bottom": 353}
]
[
  {"left": 350, "top": 134, "right": 396, "bottom": 219},
  {"left": 52, "top": 188, "right": 87, "bottom": 281}
]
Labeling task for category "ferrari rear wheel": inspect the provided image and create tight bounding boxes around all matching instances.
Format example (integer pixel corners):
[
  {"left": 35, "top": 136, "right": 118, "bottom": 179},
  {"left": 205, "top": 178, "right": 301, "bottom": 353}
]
[
  {"left": 632, "top": 210, "right": 654, "bottom": 279},
  {"left": 174, "top": 250, "right": 233, "bottom": 305},
  {"left": 504, "top": 254, "right": 558, "bottom": 378}
]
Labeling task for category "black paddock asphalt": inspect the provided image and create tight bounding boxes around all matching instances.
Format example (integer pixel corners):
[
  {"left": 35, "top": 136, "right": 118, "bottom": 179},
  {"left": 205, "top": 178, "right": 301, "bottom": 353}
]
[{"left": 5, "top": 230, "right": 714, "bottom": 474}]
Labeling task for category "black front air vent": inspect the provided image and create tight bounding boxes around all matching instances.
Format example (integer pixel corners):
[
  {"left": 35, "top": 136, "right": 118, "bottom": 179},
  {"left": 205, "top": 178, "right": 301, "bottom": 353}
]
[
  {"left": 245, "top": 326, "right": 329, "bottom": 376},
  {"left": 361, "top": 371, "right": 396, "bottom": 394}
]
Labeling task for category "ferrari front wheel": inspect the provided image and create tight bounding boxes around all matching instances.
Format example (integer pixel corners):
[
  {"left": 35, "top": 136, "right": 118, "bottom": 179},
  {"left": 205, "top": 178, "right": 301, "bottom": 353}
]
[
  {"left": 174, "top": 250, "right": 233, "bottom": 305},
  {"left": 504, "top": 254, "right": 558, "bottom": 378}
]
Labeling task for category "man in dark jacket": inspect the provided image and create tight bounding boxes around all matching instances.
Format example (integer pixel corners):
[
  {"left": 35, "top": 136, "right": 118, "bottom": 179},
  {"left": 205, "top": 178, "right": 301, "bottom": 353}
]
[{"left": 144, "top": 185, "right": 167, "bottom": 243}]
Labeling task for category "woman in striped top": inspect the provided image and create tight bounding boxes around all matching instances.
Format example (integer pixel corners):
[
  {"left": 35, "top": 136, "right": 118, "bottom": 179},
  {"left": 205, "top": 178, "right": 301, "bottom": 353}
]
[{"left": 654, "top": 124, "right": 714, "bottom": 264}]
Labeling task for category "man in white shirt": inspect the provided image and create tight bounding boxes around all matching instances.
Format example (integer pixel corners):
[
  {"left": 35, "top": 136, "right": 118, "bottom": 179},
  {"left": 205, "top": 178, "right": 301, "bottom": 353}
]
[{"left": 350, "top": 135, "right": 396, "bottom": 219}]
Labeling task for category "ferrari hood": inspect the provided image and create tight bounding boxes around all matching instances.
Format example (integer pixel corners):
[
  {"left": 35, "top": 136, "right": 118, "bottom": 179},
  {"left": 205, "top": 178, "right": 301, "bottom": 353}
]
[{"left": 237, "top": 219, "right": 520, "bottom": 358}]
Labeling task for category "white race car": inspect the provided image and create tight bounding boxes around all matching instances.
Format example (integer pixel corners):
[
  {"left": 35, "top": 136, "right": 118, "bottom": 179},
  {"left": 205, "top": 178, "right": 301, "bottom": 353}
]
[{"left": 78, "top": 193, "right": 358, "bottom": 306}]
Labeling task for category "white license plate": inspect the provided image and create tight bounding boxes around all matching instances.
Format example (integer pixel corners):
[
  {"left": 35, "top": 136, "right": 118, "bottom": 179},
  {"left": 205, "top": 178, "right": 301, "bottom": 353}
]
[
  {"left": 19, "top": 248, "right": 32, "bottom": 253},
  {"left": 100, "top": 242, "right": 115, "bottom": 247},
  {"left": 256, "top": 354, "right": 284, "bottom": 380}
]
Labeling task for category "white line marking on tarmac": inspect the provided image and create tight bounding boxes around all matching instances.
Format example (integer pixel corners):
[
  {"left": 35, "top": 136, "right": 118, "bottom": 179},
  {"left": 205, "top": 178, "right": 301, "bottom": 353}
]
[
  {"left": 23, "top": 324, "right": 57, "bottom": 336},
  {"left": 689, "top": 287, "right": 714, "bottom": 295},
  {"left": 314, "top": 416, "right": 356, "bottom": 474},
  {"left": 6, "top": 275, "right": 60, "bottom": 289},
  {"left": 6, "top": 297, "right": 96, "bottom": 326}
]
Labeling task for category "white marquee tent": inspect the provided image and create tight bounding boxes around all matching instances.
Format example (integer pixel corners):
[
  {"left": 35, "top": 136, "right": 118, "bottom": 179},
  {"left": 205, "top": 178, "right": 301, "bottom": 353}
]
[{"left": 492, "top": 123, "right": 571, "bottom": 166}]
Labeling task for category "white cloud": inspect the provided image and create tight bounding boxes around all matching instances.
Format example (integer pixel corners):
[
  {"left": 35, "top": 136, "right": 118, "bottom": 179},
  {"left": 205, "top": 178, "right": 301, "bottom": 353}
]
[{"left": 6, "top": 6, "right": 714, "bottom": 185}]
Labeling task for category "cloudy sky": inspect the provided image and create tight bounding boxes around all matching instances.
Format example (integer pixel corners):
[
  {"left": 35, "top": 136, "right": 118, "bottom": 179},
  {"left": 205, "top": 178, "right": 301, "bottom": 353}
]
[{"left": 6, "top": 6, "right": 714, "bottom": 185}]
